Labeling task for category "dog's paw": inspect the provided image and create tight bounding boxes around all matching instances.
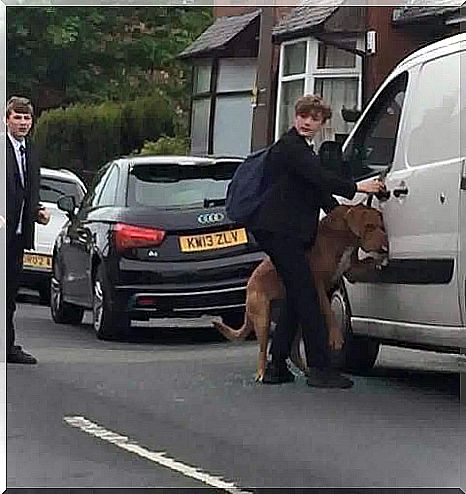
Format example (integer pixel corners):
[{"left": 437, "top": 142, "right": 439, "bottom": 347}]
[{"left": 209, "top": 316, "right": 223, "bottom": 326}]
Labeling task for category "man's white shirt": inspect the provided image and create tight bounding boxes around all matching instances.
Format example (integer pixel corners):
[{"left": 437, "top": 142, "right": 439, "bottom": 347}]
[{"left": 8, "top": 132, "right": 27, "bottom": 234}]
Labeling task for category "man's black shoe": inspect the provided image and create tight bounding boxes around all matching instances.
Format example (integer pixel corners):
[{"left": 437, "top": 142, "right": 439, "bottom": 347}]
[
  {"left": 262, "top": 362, "right": 295, "bottom": 384},
  {"left": 7, "top": 346, "right": 37, "bottom": 364},
  {"left": 306, "top": 367, "right": 353, "bottom": 389}
]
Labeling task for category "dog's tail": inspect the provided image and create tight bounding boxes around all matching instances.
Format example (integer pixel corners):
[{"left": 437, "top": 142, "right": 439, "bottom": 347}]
[{"left": 212, "top": 313, "right": 253, "bottom": 341}]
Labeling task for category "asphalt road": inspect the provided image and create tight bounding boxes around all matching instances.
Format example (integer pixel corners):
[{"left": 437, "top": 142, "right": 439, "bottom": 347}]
[{"left": 7, "top": 293, "right": 465, "bottom": 490}]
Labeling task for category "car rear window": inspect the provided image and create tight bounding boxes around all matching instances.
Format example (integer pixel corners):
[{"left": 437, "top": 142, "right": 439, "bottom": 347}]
[
  {"left": 40, "top": 177, "right": 85, "bottom": 204},
  {"left": 127, "top": 161, "right": 240, "bottom": 208}
]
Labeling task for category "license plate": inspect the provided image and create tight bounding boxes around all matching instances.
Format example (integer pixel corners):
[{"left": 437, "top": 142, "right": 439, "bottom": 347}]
[
  {"left": 179, "top": 228, "right": 248, "bottom": 253},
  {"left": 23, "top": 253, "right": 52, "bottom": 270}
]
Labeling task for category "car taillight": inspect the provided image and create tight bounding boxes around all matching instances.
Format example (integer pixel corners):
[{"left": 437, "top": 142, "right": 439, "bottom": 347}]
[{"left": 114, "top": 223, "right": 166, "bottom": 253}]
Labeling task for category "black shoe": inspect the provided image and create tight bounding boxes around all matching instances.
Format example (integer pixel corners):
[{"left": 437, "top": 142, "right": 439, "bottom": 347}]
[
  {"left": 306, "top": 368, "right": 353, "bottom": 389},
  {"left": 7, "top": 346, "right": 37, "bottom": 364},
  {"left": 262, "top": 361, "right": 295, "bottom": 384}
]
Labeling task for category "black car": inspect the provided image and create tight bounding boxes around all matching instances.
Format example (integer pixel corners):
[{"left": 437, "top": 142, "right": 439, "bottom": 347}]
[
  {"left": 21, "top": 167, "right": 87, "bottom": 304},
  {"left": 51, "top": 155, "right": 264, "bottom": 339}
]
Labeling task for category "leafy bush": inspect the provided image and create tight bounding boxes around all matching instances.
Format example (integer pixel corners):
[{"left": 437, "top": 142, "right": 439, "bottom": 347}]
[
  {"left": 135, "top": 136, "right": 190, "bottom": 156},
  {"left": 33, "top": 93, "right": 178, "bottom": 172}
]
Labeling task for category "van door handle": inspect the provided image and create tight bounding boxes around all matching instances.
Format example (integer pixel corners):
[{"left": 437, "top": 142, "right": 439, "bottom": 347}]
[
  {"left": 376, "top": 189, "right": 391, "bottom": 201},
  {"left": 393, "top": 186, "right": 408, "bottom": 198}
]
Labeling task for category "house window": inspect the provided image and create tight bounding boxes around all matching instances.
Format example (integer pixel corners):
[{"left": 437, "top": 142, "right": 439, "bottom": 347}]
[
  {"left": 317, "top": 42, "right": 356, "bottom": 69},
  {"left": 278, "top": 79, "right": 305, "bottom": 137},
  {"left": 191, "top": 98, "right": 211, "bottom": 155},
  {"left": 276, "top": 38, "right": 363, "bottom": 146},
  {"left": 191, "top": 61, "right": 212, "bottom": 155},
  {"left": 190, "top": 58, "right": 256, "bottom": 156},
  {"left": 283, "top": 41, "right": 307, "bottom": 75},
  {"left": 314, "top": 77, "right": 359, "bottom": 143},
  {"left": 277, "top": 39, "right": 308, "bottom": 138},
  {"left": 193, "top": 64, "right": 212, "bottom": 94}
]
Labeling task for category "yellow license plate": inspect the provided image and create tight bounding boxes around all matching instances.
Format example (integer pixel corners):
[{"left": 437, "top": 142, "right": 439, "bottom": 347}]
[
  {"left": 23, "top": 253, "right": 52, "bottom": 270},
  {"left": 179, "top": 228, "right": 248, "bottom": 253}
]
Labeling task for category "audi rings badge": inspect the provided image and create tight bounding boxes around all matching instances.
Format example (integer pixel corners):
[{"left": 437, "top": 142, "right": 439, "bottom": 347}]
[{"left": 197, "top": 212, "right": 225, "bottom": 225}]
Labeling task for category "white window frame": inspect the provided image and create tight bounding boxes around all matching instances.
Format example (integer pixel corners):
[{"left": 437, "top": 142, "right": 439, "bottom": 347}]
[{"left": 275, "top": 36, "right": 364, "bottom": 141}]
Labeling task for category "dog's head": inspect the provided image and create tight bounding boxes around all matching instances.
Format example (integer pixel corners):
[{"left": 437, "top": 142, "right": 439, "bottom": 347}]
[{"left": 344, "top": 204, "right": 388, "bottom": 254}]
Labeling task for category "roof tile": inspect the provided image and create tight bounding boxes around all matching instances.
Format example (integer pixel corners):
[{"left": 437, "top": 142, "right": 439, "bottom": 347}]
[
  {"left": 392, "top": 2, "right": 464, "bottom": 24},
  {"left": 272, "top": 1, "right": 345, "bottom": 39},
  {"left": 179, "top": 10, "right": 260, "bottom": 59}
]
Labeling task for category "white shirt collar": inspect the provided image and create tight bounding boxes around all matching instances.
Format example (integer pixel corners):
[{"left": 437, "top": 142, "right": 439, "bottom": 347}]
[{"left": 7, "top": 132, "right": 26, "bottom": 149}]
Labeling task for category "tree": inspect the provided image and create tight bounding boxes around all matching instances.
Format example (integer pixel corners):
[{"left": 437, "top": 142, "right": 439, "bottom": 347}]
[{"left": 7, "top": 6, "right": 212, "bottom": 113}]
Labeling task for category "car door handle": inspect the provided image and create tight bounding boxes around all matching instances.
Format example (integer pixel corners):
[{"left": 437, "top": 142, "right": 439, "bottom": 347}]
[{"left": 393, "top": 186, "right": 408, "bottom": 198}]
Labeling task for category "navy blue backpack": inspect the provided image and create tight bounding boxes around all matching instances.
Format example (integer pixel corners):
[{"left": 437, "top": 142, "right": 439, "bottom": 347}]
[{"left": 225, "top": 145, "right": 273, "bottom": 224}]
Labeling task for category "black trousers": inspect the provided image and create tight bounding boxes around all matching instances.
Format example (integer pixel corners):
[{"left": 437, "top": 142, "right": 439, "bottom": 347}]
[
  {"left": 7, "top": 234, "right": 25, "bottom": 354},
  {"left": 252, "top": 230, "right": 330, "bottom": 369}
]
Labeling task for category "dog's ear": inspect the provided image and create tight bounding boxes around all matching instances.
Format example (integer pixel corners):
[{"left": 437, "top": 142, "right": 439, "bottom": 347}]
[
  {"left": 345, "top": 206, "right": 368, "bottom": 237},
  {"left": 322, "top": 205, "right": 350, "bottom": 231}
]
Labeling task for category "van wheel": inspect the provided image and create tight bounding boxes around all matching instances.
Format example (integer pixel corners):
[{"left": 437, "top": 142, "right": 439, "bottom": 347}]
[
  {"left": 288, "top": 287, "right": 380, "bottom": 373},
  {"left": 93, "top": 265, "right": 130, "bottom": 340},
  {"left": 330, "top": 288, "right": 379, "bottom": 372},
  {"left": 50, "top": 275, "right": 84, "bottom": 324}
]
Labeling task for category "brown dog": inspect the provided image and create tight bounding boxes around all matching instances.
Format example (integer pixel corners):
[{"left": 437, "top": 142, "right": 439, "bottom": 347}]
[{"left": 213, "top": 204, "right": 388, "bottom": 381}]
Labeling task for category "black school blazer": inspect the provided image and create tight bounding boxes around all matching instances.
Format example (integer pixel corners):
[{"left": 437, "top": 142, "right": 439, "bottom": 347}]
[
  {"left": 6, "top": 137, "right": 40, "bottom": 249},
  {"left": 249, "top": 127, "right": 356, "bottom": 242}
]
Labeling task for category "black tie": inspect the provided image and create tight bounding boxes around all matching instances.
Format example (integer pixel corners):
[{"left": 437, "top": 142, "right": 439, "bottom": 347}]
[{"left": 19, "top": 144, "right": 27, "bottom": 185}]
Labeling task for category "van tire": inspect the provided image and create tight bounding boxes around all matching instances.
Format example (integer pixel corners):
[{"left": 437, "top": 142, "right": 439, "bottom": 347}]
[{"left": 331, "top": 287, "right": 379, "bottom": 372}]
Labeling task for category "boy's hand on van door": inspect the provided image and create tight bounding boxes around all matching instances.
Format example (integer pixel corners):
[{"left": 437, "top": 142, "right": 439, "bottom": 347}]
[
  {"left": 356, "top": 178, "right": 385, "bottom": 195},
  {"left": 36, "top": 207, "right": 51, "bottom": 225}
]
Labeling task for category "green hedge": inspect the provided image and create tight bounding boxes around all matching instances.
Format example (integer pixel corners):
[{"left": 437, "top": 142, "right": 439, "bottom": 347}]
[
  {"left": 134, "top": 136, "right": 190, "bottom": 156},
  {"left": 33, "top": 94, "right": 177, "bottom": 174}
]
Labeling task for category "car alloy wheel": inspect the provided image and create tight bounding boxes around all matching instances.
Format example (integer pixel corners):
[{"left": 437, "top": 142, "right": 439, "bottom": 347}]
[
  {"left": 92, "top": 265, "right": 130, "bottom": 340},
  {"left": 50, "top": 267, "right": 84, "bottom": 325},
  {"left": 50, "top": 276, "right": 61, "bottom": 319},
  {"left": 93, "top": 278, "right": 104, "bottom": 334}
]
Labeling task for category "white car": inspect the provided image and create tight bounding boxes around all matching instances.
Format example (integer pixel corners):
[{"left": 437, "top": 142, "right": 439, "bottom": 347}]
[{"left": 21, "top": 168, "right": 87, "bottom": 303}]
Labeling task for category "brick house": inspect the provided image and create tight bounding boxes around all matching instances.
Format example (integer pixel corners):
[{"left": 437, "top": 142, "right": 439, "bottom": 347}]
[{"left": 179, "top": 3, "right": 464, "bottom": 156}]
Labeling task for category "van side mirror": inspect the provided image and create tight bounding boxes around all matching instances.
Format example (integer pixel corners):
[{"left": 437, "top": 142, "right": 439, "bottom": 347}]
[
  {"left": 319, "top": 140, "right": 342, "bottom": 164},
  {"left": 57, "top": 195, "right": 76, "bottom": 216},
  {"left": 318, "top": 141, "right": 346, "bottom": 175},
  {"left": 341, "top": 107, "right": 361, "bottom": 123}
]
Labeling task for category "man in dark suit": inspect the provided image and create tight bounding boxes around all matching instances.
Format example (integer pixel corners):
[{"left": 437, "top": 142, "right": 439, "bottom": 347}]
[
  {"left": 6, "top": 96, "right": 50, "bottom": 364},
  {"left": 249, "top": 95, "right": 384, "bottom": 388}
]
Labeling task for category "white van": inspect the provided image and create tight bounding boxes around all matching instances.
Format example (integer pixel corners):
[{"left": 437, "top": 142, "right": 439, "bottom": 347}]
[{"left": 328, "top": 33, "right": 465, "bottom": 370}]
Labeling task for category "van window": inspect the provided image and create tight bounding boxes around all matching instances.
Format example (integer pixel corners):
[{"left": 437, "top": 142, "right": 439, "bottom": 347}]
[
  {"left": 407, "top": 53, "right": 462, "bottom": 167},
  {"left": 344, "top": 72, "right": 408, "bottom": 180}
]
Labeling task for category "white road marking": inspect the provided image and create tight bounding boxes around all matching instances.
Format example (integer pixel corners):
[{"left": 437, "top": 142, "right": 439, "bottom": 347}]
[{"left": 64, "top": 416, "right": 252, "bottom": 494}]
